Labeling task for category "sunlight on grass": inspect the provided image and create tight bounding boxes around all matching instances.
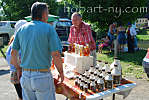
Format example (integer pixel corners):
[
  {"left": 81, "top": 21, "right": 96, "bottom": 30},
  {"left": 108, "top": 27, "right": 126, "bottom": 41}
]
[
  {"left": 0, "top": 45, "right": 8, "bottom": 57},
  {"left": 97, "top": 49, "right": 148, "bottom": 79}
]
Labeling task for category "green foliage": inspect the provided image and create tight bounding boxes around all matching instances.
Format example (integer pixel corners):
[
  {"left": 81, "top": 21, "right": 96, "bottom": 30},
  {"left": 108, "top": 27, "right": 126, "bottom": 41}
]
[
  {"left": 70, "top": 0, "right": 147, "bottom": 37},
  {"left": 138, "top": 29, "right": 149, "bottom": 35},
  {"left": 0, "top": 0, "right": 59, "bottom": 21},
  {"left": 57, "top": 0, "right": 77, "bottom": 18},
  {"left": 72, "top": 0, "right": 147, "bottom": 26}
]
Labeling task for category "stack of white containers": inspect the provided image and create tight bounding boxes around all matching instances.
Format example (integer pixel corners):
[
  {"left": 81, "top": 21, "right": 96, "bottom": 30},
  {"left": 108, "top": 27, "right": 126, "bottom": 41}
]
[{"left": 64, "top": 52, "right": 93, "bottom": 74}]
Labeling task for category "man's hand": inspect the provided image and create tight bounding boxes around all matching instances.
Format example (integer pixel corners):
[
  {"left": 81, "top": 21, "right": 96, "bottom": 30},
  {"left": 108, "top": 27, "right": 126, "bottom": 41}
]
[
  {"left": 16, "top": 67, "right": 22, "bottom": 81},
  {"left": 58, "top": 73, "right": 64, "bottom": 83},
  {"left": 52, "top": 51, "right": 64, "bottom": 83}
]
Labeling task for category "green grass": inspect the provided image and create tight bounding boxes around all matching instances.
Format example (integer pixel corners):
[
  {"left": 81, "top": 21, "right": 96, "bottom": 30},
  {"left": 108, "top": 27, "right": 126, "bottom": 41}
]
[
  {"left": 97, "top": 49, "right": 148, "bottom": 79},
  {"left": 137, "top": 35, "right": 149, "bottom": 41},
  {"left": 137, "top": 29, "right": 149, "bottom": 41},
  {"left": 0, "top": 45, "right": 8, "bottom": 57}
]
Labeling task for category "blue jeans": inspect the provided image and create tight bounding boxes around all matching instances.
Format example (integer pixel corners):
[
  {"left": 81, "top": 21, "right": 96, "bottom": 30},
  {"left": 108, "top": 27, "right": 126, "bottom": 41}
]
[
  {"left": 20, "top": 71, "right": 56, "bottom": 100},
  {"left": 134, "top": 36, "right": 138, "bottom": 48}
]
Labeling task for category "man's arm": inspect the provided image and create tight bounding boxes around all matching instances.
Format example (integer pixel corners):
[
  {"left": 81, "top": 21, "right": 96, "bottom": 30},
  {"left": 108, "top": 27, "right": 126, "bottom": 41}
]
[
  {"left": 51, "top": 51, "right": 64, "bottom": 82},
  {"left": 110, "top": 25, "right": 113, "bottom": 34},
  {"left": 87, "top": 26, "right": 96, "bottom": 50},
  {"left": 68, "top": 27, "right": 73, "bottom": 44},
  {"left": 132, "top": 27, "right": 137, "bottom": 36},
  {"left": 11, "top": 49, "right": 21, "bottom": 70},
  {"left": 11, "top": 49, "right": 22, "bottom": 80}
]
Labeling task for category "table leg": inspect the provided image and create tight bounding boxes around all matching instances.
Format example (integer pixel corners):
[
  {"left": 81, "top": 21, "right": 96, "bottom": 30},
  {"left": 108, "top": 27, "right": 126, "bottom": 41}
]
[{"left": 112, "top": 93, "right": 115, "bottom": 100}]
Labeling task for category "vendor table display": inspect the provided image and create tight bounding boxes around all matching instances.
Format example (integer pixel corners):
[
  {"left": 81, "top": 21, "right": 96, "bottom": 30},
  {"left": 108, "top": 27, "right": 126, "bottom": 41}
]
[{"left": 51, "top": 54, "right": 136, "bottom": 100}]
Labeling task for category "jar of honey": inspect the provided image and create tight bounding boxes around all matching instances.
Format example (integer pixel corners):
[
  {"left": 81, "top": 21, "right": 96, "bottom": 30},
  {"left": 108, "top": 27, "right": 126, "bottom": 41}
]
[
  {"left": 68, "top": 43, "right": 72, "bottom": 53},
  {"left": 86, "top": 44, "right": 90, "bottom": 56},
  {"left": 72, "top": 43, "right": 75, "bottom": 53},
  {"left": 80, "top": 45, "right": 83, "bottom": 56}
]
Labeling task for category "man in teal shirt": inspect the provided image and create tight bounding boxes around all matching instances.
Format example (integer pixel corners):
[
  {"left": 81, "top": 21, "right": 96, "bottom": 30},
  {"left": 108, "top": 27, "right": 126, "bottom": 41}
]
[{"left": 11, "top": 2, "right": 64, "bottom": 100}]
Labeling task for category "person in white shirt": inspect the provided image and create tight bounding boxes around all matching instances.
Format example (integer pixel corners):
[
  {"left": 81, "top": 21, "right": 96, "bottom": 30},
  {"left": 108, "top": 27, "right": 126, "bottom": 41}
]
[
  {"left": 130, "top": 26, "right": 138, "bottom": 50},
  {"left": 127, "top": 22, "right": 135, "bottom": 53}
]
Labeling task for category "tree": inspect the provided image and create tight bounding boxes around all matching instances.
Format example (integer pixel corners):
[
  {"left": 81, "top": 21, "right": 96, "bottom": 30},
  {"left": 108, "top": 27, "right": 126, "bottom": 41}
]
[
  {"left": 0, "top": 0, "right": 59, "bottom": 21},
  {"left": 57, "top": 0, "right": 76, "bottom": 18},
  {"left": 70, "top": 0, "right": 147, "bottom": 29}
]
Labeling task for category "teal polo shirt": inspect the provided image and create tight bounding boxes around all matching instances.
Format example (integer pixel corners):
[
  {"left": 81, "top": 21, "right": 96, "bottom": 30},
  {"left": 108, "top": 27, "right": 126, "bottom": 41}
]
[{"left": 12, "top": 20, "right": 62, "bottom": 69}]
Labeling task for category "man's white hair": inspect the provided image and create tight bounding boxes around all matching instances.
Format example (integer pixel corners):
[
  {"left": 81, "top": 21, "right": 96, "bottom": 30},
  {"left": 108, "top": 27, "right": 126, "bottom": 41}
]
[{"left": 71, "top": 12, "right": 82, "bottom": 19}]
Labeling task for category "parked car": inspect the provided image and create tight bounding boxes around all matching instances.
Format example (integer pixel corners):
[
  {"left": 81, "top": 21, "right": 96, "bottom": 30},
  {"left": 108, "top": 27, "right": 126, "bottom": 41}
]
[
  {"left": 0, "top": 21, "right": 16, "bottom": 44},
  {"left": 56, "top": 18, "right": 72, "bottom": 41},
  {"left": 55, "top": 18, "right": 72, "bottom": 51},
  {"left": 142, "top": 48, "right": 149, "bottom": 78}
]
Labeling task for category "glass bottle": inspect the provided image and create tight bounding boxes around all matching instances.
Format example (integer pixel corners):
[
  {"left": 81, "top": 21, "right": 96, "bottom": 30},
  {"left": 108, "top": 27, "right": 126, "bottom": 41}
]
[
  {"left": 84, "top": 69, "right": 89, "bottom": 77},
  {"left": 94, "top": 73, "right": 98, "bottom": 84},
  {"left": 111, "top": 64, "right": 121, "bottom": 86},
  {"left": 97, "top": 75, "right": 104, "bottom": 92},
  {"left": 72, "top": 43, "right": 75, "bottom": 53},
  {"left": 68, "top": 43, "right": 72, "bottom": 53},
  {"left": 102, "top": 62, "right": 110, "bottom": 73},
  {"left": 75, "top": 75, "right": 79, "bottom": 86},
  {"left": 100, "top": 69, "right": 106, "bottom": 79},
  {"left": 84, "top": 81, "right": 88, "bottom": 93},
  {"left": 75, "top": 44, "right": 79, "bottom": 54},
  {"left": 82, "top": 74, "right": 86, "bottom": 82},
  {"left": 94, "top": 68, "right": 98, "bottom": 75},
  {"left": 89, "top": 66, "right": 94, "bottom": 74},
  {"left": 86, "top": 44, "right": 90, "bottom": 56},
  {"left": 78, "top": 74, "right": 82, "bottom": 87},
  {"left": 97, "top": 68, "right": 101, "bottom": 76},
  {"left": 98, "top": 60, "right": 104, "bottom": 69},
  {"left": 90, "top": 79, "right": 96, "bottom": 92},
  {"left": 89, "top": 72, "right": 94, "bottom": 80},
  {"left": 110, "top": 57, "right": 122, "bottom": 73},
  {"left": 86, "top": 76, "right": 90, "bottom": 89},
  {"left": 105, "top": 72, "right": 113, "bottom": 89},
  {"left": 80, "top": 45, "right": 83, "bottom": 56},
  {"left": 80, "top": 80, "right": 84, "bottom": 90}
]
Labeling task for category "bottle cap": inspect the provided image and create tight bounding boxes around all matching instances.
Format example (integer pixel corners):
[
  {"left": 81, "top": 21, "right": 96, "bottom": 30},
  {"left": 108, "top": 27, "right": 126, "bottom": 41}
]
[
  {"left": 98, "top": 75, "right": 103, "bottom": 78},
  {"left": 114, "top": 64, "right": 118, "bottom": 67},
  {"left": 114, "top": 57, "right": 119, "bottom": 60},
  {"left": 102, "top": 69, "right": 105, "bottom": 71},
  {"left": 105, "top": 62, "right": 108, "bottom": 64}
]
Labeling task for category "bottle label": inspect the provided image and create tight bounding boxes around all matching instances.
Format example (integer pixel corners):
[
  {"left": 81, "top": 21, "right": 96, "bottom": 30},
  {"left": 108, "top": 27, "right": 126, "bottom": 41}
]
[
  {"left": 105, "top": 80, "right": 113, "bottom": 89},
  {"left": 113, "top": 76, "right": 121, "bottom": 85}
]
